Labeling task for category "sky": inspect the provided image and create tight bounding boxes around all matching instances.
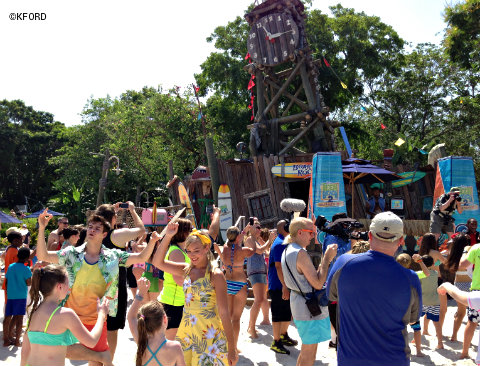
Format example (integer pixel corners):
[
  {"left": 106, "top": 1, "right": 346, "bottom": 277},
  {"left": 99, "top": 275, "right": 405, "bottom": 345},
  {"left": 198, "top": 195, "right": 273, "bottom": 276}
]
[{"left": 0, "top": 0, "right": 454, "bottom": 126}]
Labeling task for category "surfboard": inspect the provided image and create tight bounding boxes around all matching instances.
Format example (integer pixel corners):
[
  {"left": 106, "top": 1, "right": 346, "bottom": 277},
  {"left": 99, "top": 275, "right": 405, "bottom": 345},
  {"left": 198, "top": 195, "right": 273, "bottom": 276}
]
[
  {"left": 218, "top": 184, "right": 233, "bottom": 242},
  {"left": 271, "top": 162, "right": 312, "bottom": 178},
  {"left": 178, "top": 182, "right": 197, "bottom": 228},
  {"left": 376, "top": 171, "right": 426, "bottom": 189}
]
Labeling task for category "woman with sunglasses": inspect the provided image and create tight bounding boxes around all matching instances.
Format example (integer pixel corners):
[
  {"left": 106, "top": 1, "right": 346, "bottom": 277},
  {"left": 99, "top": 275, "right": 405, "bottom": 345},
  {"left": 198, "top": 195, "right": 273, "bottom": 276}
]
[
  {"left": 245, "top": 220, "right": 276, "bottom": 338},
  {"left": 281, "top": 217, "right": 337, "bottom": 366}
]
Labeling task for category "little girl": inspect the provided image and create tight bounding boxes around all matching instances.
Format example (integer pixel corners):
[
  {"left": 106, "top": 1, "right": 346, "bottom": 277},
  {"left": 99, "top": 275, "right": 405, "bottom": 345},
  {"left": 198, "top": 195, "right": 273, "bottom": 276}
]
[
  {"left": 127, "top": 277, "right": 185, "bottom": 366},
  {"left": 153, "top": 223, "right": 238, "bottom": 366},
  {"left": 20, "top": 264, "right": 109, "bottom": 366}
]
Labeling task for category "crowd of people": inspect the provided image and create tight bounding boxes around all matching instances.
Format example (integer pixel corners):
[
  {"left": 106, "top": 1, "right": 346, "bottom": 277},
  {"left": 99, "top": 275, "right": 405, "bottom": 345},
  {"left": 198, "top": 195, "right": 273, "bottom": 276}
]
[{"left": 1, "top": 193, "right": 480, "bottom": 366}]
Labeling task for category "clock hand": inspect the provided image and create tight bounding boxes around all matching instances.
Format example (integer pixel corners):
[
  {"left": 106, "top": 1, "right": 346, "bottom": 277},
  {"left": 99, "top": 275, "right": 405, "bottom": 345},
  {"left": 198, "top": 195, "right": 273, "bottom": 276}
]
[
  {"left": 261, "top": 25, "right": 272, "bottom": 38},
  {"left": 270, "top": 30, "right": 294, "bottom": 39}
]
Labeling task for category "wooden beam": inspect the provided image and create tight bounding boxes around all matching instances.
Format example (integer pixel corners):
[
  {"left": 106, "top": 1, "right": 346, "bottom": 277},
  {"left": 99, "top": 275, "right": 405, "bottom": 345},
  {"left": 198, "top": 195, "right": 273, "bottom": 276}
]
[
  {"left": 282, "top": 84, "right": 304, "bottom": 117},
  {"left": 280, "top": 128, "right": 305, "bottom": 136},
  {"left": 279, "top": 141, "right": 306, "bottom": 154},
  {"left": 300, "top": 62, "right": 315, "bottom": 108},
  {"left": 255, "top": 69, "right": 265, "bottom": 120},
  {"left": 279, "top": 117, "right": 320, "bottom": 155},
  {"left": 264, "top": 79, "right": 309, "bottom": 111},
  {"left": 262, "top": 57, "right": 305, "bottom": 118}
]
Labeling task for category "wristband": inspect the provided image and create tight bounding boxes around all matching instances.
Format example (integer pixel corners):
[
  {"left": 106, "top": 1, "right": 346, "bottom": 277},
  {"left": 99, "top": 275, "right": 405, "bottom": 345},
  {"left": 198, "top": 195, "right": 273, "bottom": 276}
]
[
  {"left": 416, "top": 259, "right": 423, "bottom": 263},
  {"left": 135, "top": 294, "right": 144, "bottom": 302}
]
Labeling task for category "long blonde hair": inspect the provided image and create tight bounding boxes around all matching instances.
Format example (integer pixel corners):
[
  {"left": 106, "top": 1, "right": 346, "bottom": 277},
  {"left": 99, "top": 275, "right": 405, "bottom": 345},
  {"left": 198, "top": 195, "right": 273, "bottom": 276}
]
[
  {"left": 184, "top": 231, "right": 217, "bottom": 276},
  {"left": 285, "top": 217, "right": 313, "bottom": 244}
]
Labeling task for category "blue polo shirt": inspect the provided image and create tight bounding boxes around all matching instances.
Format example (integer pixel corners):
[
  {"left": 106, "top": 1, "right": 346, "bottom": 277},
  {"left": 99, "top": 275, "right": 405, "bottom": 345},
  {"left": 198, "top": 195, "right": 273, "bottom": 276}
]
[
  {"left": 327, "top": 250, "right": 422, "bottom": 366},
  {"left": 268, "top": 234, "right": 286, "bottom": 291},
  {"left": 6, "top": 262, "right": 32, "bottom": 300}
]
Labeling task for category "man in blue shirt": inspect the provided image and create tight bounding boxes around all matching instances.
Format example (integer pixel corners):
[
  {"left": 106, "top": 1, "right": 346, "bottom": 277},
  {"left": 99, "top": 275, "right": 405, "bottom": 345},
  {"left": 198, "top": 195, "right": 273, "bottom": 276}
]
[
  {"left": 268, "top": 219, "right": 297, "bottom": 354},
  {"left": 365, "top": 186, "right": 386, "bottom": 219},
  {"left": 327, "top": 211, "right": 422, "bottom": 366}
]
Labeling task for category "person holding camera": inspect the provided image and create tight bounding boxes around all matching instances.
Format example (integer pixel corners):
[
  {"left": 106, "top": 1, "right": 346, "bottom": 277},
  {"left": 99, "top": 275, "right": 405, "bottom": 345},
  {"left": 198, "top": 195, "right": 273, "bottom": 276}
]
[
  {"left": 430, "top": 187, "right": 464, "bottom": 241},
  {"left": 281, "top": 217, "right": 337, "bottom": 366}
]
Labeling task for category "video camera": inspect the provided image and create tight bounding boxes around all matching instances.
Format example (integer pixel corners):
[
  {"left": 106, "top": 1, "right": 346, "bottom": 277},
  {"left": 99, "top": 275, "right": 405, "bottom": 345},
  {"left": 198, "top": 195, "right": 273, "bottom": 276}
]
[{"left": 315, "top": 215, "right": 368, "bottom": 241}]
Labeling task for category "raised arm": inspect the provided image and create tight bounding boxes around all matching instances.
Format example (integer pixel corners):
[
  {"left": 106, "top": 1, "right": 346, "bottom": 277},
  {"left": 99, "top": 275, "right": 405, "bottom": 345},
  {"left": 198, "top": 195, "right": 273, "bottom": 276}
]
[
  {"left": 298, "top": 244, "right": 337, "bottom": 290},
  {"left": 125, "top": 231, "right": 159, "bottom": 267},
  {"left": 456, "top": 199, "right": 464, "bottom": 214},
  {"left": 110, "top": 201, "right": 146, "bottom": 247},
  {"left": 36, "top": 209, "right": 59, "bottom": 264},
  {"left": 151, "top": 222, "right": 188, "bottom": 277},
  {"left": 413, "top": 254, "right": 430, "bottom": 277},
  {"left": 208, "top": 206, "right": 221, "bottom": 241},
  {"left": 128, "top": 277, "right": 150, "bottom": 343}
]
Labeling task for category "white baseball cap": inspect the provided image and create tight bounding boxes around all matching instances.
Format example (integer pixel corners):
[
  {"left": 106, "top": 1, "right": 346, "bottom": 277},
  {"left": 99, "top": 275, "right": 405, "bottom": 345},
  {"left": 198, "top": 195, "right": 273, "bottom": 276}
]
[{"left": 370, "top": 211, "right": 404, "bottom": 242}]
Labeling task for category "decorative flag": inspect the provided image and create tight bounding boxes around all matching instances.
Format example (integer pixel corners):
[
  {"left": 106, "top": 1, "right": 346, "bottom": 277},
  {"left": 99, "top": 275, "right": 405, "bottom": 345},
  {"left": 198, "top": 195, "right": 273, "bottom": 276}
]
[
  {"left": 419, "top": 149, "right": 428, "bottom": 155},
  {"left": 197, "top": 112, "right": 202, "bottom": 120},
  {"left": 340, "top": 81, "right": 347, "bottom": 89},
  {"left": 195, "top": 86, "right": 200, "bottom": 93},
  {"left": 361, "top": 106, "right": 367, "bottom": 112},
  {"left": 380, "top": 123, "right": 386, "bottom": 130},
  {"left": 394, "top": 138, "right": 406, "bottom": 146},
  {"left": 244, "top": 53, "right": 250, "bottom": 60},
  {"left": 323, "top": 58, "right": 330, "bottom": 67},
  {"left": 248, "top": 79, "right": 256, "bottom": 90}
]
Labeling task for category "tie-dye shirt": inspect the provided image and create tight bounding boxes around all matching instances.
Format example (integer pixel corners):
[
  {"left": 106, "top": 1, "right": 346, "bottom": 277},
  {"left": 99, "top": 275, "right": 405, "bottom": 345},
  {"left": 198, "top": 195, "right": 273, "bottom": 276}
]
[{"left": 57, "top": 243, "right": 130, "bottom": 321}]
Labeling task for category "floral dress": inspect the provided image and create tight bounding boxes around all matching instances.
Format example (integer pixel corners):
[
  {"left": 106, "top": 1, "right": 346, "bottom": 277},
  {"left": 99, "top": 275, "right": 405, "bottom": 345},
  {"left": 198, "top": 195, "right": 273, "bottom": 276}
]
[{"left": 176, "top": 271, "right": 228, "bottom": 366}]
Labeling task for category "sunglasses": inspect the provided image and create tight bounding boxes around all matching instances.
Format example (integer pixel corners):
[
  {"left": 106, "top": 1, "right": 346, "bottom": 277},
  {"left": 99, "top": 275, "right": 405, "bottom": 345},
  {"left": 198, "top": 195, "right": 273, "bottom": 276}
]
[
  {"left": 299, "top": 229, "right": 314, "bottom": 234},
  {"left": 255, "top": 226, "right": 261, "bottom": 229}
]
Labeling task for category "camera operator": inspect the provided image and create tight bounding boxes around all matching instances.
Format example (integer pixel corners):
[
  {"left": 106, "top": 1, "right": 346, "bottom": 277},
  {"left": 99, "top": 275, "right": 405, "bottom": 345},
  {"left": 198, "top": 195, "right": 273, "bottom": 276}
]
[{"left": 430, "top": 187, "right": 464, "bottom": 241}]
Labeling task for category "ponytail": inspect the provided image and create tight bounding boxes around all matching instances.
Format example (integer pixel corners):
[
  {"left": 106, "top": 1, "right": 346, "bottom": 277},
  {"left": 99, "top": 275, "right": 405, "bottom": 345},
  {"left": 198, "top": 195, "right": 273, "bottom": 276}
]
[
  {"left": 136, "top": 316, "right": 148, "bottom": 366},
  {"left": 135, "top": 301, "right": 165, "bottom": 366},
  {"left": 27, "top": 265, "right": 67, "bottom": 328}
]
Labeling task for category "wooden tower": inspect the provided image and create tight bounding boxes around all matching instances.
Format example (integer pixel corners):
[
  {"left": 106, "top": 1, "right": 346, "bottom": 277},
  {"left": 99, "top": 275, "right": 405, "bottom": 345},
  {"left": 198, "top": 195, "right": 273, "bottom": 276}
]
[{"left": 245, "top": 0, "right": 338, "bottom": 156}]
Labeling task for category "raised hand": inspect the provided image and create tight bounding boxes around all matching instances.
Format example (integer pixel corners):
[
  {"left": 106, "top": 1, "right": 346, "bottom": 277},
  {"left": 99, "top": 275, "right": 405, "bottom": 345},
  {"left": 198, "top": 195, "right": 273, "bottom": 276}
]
[
  {"left": 38, "top": 209, "right": 53, "bottom": 229},
  {"left": 137, "top": 277, "right": 150, "bottom": 297},
  {"left": 149, "top": 231, "right": 161, "bottom": 244},
  {"left": 324, "top": 244, "right": 338, "bottom": 263},
  {"left": 165, "top": 222, "right": 179, "bottom": 238}
]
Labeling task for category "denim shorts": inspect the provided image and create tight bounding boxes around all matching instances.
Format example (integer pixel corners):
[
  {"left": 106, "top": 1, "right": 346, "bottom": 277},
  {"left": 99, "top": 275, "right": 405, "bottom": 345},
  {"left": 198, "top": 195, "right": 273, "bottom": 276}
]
[{"left": 248, "top": 273, "right": 267, "bottom": 286}]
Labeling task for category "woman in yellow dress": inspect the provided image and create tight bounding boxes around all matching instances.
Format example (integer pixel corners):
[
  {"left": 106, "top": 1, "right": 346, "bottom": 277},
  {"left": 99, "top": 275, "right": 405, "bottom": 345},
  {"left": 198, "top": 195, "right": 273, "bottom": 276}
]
[{"left": 154, "top": 223, "right": 238, "bottom": 366}]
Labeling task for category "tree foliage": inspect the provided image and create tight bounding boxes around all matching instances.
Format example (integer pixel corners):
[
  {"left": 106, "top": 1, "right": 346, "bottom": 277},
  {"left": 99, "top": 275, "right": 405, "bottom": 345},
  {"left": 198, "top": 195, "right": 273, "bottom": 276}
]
[{"left": 0, "top": 100, "right": 66, "bottom": 207}]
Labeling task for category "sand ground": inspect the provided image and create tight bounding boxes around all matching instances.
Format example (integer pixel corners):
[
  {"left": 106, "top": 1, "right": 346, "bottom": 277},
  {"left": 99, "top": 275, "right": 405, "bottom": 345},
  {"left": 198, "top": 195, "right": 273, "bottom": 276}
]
[{"left": 1, "top": 293, "right": 479, "bottom": 366}]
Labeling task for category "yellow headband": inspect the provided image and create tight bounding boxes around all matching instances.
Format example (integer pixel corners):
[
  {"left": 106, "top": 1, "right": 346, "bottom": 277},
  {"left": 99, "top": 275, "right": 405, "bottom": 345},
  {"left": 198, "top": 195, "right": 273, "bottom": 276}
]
[{"left": 189, "top": 229, "right": 212, "bottom": 247}]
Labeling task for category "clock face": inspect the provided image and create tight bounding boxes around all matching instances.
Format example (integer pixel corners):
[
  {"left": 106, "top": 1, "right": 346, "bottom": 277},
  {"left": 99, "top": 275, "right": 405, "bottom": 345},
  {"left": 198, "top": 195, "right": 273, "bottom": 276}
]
[{"left": 247, "top": 12, "right": 299, "bottom": 66}]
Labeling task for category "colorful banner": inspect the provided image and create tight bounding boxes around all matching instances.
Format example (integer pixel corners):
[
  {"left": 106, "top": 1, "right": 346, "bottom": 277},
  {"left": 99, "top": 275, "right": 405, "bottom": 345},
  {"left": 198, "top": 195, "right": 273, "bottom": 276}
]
[
  {"left": 308, "top": 152, "right": 347, "bottom": 221},
  {"left": 433, "top": 156, "right": 480, "bottom": 226}
]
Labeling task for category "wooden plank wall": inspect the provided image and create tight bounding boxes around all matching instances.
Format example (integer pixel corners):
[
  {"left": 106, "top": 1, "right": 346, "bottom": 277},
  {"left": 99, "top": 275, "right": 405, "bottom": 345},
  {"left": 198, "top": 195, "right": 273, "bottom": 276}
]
[{"left": 217, "top": 154, "right": 315, "bottom": 223}]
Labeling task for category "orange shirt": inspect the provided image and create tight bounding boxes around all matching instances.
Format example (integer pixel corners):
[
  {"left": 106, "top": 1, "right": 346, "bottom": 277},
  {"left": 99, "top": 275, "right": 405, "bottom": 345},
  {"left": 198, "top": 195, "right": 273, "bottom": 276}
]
[{"left": 2, "top": 246, "right": 18, "bottom": 290}]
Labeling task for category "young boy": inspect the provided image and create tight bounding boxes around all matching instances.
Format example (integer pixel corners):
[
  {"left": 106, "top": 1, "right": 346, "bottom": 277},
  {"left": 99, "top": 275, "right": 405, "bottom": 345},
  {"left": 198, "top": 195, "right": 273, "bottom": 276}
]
[
  {"left": 3, "top": 247, "right": 32, "bottom": 346},
  {"left": 416, "top": 255, "right": 443, "bottom": 349},
  {"left": 2, "top": 228, "right": 24, "bottom": 303},
  {"left": 396, "top": 253, "right": 428, "bottom": 356}
]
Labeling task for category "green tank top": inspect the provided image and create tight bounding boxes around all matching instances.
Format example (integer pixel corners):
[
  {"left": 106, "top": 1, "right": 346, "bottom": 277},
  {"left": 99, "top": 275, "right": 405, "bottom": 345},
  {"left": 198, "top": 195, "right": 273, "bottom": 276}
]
[{"left": 159, "top": 244, "right": 190, "bottom": 306}]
